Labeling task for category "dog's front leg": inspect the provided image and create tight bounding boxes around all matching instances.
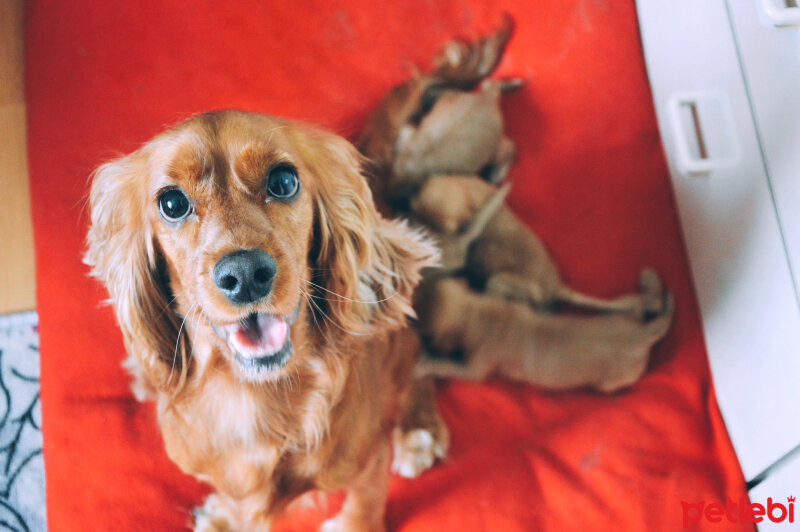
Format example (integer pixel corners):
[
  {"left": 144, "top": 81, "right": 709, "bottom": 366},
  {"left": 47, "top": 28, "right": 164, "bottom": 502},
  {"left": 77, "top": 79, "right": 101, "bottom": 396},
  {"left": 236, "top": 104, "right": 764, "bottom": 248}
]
[
  {"left": 392, "top": 376, "right": 449, "bottom": 478},
  {"left": 320, "top": 441, "right": 391, "bottom": 532}
]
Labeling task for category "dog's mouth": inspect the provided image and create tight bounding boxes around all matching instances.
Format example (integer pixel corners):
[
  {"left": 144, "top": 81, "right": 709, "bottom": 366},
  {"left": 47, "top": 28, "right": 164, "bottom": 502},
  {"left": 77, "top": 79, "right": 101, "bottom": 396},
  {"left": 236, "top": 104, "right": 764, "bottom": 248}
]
[{"left": 214, "top": 307, "right": 299, "bottom": 377}]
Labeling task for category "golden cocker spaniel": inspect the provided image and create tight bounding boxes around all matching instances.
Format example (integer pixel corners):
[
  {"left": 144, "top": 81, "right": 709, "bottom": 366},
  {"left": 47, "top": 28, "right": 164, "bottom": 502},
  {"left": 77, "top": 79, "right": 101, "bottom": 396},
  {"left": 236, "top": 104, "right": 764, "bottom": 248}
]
[{"left": 85, "top": 110, "right": 441, "bottom": 531}]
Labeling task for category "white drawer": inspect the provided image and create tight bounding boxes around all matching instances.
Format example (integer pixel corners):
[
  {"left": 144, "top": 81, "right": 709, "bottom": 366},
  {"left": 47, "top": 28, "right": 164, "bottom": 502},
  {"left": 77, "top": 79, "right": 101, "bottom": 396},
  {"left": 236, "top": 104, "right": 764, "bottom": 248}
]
[
  {"left": 727, "top": 0, "right": 800, "bottom": 299},
  {"left": 637, "top": 0, "right": 800, "bottom": 481}
]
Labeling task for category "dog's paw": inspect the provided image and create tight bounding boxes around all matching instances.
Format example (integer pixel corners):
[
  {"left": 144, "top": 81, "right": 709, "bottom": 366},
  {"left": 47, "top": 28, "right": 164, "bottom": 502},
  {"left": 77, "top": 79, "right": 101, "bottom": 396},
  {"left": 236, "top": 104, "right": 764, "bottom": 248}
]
[
  {"left": 320, "top": 515, "right": 385, "bottom": 532},
  {"left": 193, "top": 495, "right": 235, "bottom": 532},
  {"left": 391, "top": 427, "right": 448, "bottom": 478},
  {"left": 485, "top": 274, "right": 548, "bottom": 307}
]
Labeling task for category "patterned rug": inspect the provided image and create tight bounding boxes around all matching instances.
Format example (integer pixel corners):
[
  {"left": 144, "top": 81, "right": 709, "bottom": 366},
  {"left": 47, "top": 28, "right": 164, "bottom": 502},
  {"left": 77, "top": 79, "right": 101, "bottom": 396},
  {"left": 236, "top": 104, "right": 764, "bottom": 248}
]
[{"left": 0, "top": 311, "right": 46, "bottom": 532}]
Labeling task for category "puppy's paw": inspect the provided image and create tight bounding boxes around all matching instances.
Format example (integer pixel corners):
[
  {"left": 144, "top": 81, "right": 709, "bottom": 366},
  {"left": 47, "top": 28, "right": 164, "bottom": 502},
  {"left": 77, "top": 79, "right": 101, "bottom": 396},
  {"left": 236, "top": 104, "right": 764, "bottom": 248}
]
[
  {"left": 193, "top": 495, "right": 235, "bottom": 532},
  {"left": 391, "top": 427, "right": 448, "bottom": 478},
  {"left": 485, "top": 274, "right": 548, "bottom": 308},
  {"left": 639, "top": 268, "right": 666, "bottom": 321}
]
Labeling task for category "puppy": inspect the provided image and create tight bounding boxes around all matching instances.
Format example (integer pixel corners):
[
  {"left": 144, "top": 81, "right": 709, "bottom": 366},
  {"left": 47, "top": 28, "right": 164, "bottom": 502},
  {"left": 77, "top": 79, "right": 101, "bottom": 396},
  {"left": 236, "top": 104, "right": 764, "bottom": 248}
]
[
  {"left": 392, "top": 80, "right": 518, "bottom": 190},
  {"left": 358, "top": 16, "right": 520, "bottom": 210},
  {"left": 410, "top": 175, "right": 509, "bottom": 272},
  {"left": 412, "top": 175, "right": 657, "bottom": 318},
  {"left": 85, "top": 110, "right": 445, "bottom": 531},
  {"left": 414, "top": 276, "right": 674, "bottom": 393}
]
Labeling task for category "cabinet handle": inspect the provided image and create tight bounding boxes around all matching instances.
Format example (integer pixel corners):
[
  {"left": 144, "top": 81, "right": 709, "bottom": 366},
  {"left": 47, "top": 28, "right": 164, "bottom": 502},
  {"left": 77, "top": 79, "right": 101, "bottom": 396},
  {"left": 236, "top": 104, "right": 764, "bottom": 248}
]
[
  {"left": 759, "top": 0, "right": 800, "bottom": 26},
  {"left": 667, "top": 91, "right": 740, "bottom": 177}
]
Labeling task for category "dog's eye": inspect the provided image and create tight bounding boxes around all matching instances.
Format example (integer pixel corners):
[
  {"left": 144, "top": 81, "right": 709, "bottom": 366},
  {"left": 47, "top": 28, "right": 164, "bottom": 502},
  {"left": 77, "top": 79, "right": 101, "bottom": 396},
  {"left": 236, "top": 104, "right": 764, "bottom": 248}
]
[
  {"left": 158, "top": 188, "right": 192, "bottom": 222},
  {"left": 266, "top": 165, "right": 299, "bottom": 199}
]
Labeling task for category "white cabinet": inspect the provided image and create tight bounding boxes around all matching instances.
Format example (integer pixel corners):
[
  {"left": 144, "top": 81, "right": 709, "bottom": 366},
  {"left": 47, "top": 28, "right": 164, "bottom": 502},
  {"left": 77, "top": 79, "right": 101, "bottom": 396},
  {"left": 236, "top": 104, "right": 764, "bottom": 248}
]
[
  {"left": 726, "top": 0, "right": 800, "bottom": 298},
  {"left": 637, "top": 0, "right": 800, "bottom": 486}
]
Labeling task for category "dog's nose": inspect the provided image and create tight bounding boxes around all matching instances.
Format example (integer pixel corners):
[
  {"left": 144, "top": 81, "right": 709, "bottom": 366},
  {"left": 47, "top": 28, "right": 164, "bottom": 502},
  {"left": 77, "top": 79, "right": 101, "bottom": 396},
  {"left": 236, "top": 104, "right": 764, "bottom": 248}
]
[{"left": 213, "top": 249, "right": 277, "bottom": 305}]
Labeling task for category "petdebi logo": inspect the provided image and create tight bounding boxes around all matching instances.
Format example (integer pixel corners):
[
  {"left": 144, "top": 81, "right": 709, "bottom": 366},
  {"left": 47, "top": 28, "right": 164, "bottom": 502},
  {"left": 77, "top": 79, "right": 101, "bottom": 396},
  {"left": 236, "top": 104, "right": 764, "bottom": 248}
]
[{"left": 682, "top": 496, "right": 795, "bottom": 528}]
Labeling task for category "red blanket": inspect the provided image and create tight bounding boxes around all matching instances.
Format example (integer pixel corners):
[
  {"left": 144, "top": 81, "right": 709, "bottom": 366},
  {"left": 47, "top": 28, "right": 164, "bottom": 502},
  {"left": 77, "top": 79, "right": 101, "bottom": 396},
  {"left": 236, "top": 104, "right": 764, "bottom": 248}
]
[{"left": 25, "top": 1, "right": 751, "bottom": 530}]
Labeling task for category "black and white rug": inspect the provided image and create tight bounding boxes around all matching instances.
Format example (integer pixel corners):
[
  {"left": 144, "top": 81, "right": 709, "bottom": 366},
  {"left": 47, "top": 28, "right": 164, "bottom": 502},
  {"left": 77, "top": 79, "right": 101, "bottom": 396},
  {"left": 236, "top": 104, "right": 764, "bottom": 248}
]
[{"left": 0, "top": 311, "right": 46, "bottom": 532}]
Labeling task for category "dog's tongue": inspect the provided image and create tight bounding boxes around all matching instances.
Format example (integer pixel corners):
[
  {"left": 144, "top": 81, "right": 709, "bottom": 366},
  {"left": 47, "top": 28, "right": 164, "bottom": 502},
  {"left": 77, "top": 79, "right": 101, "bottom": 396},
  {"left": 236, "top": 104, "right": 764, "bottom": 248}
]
[{"left": 230, "top": 313, "right": 288, "bottom": 357}]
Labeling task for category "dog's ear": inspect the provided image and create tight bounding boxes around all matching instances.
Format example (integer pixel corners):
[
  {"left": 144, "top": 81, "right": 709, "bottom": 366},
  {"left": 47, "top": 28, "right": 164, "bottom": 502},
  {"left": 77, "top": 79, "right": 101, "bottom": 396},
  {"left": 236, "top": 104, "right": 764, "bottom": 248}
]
[
  {"left": 301, "top": 128, "right": 438, "bottom": 339},
  {"left": 84, "top": 151, "right": 189, "bottom": 394}
]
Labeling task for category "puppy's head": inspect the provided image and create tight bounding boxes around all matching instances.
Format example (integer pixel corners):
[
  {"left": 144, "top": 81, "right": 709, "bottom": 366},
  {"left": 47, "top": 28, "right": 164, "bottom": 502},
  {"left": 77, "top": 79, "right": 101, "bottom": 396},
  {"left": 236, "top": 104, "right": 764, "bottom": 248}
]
[
  {"left": 411, "top": 175, "right": 497, "bottom": 234},
  {"left": 85, "top": 110, "right": 436, "bottom": 391}
]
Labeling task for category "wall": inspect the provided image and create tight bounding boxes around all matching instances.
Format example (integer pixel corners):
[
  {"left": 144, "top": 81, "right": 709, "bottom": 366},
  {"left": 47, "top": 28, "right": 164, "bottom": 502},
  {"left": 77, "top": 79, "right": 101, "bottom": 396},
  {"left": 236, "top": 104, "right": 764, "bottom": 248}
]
[{"left": 0, "top": 0, "right": 36, "bottom": 314}]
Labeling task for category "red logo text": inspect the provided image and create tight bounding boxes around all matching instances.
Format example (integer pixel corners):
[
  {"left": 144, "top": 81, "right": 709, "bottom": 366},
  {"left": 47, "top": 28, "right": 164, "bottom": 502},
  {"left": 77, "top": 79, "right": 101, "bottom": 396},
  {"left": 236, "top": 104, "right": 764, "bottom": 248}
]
[{"left": 682, "top": 496, "right": 795, "bottom": 528}]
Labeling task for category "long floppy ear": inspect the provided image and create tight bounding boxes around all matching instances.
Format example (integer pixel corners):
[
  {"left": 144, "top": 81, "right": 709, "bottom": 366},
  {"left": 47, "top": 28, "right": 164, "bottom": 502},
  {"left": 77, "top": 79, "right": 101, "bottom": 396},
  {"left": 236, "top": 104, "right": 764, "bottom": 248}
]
[
  {"left": 301, "top": 129, "right": 439, "bottom": 339},
  {"left": 84, "top": 151, "right": 189, "bottom": 395}
]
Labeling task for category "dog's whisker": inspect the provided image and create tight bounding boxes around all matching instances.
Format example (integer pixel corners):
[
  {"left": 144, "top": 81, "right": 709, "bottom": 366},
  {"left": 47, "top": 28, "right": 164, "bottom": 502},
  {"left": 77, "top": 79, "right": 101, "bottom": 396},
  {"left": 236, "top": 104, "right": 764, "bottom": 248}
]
[
  {"left": 169, "top": 301, "right": 198, "bottom": 387},
  {"left": 180, "top": 303, "right": 202, "bottom": 389},
  {"left": 185, "top": 304, "right": 204, "bottom": 382},
  {"left": 266, "top": 125, "right": 288, "bottom": 147},
  {"left": 303, "top": 278, "right": 399, "bottom": 305},
  {"left": 300, "top": 285, "right": 368, "bottom": 338},
  {"left": 170, "top": 302, "right": 197, "bottom": 385},
  {"left": 150, "top": 288, "right": 188, "bottom": 323},
  {"left": 300, "top": 288, "right": 338, "bottom": 347}
]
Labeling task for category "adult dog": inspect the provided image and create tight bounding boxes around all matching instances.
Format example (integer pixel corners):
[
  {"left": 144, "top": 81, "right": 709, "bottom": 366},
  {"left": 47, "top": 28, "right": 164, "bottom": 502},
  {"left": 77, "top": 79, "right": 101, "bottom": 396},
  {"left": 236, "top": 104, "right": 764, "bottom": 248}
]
[{"left": 85, "top": 110, "right": 441, "bottom": 531}]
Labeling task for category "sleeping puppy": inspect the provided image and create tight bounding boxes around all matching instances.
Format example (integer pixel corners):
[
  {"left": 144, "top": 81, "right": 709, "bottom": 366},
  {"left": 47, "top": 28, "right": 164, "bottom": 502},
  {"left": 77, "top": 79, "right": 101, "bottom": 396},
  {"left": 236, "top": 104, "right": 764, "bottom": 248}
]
[
  {"left": 392, "top": 79, "right": 519, "bottom": 190},
  {"left": 85, "top": 110, "right": 444, "bottom": 532},
  {"left": 358, "top": 15, "right": 520, "bottom": 211},
  {"left": 412, "top": 175, "right": 657, "bottom": 319},
  {"left": 409, "top": 176, "right": 511, "bottom": 273},
  {"left": 414, "top": 276, "right": 674, "bottom": 393}
]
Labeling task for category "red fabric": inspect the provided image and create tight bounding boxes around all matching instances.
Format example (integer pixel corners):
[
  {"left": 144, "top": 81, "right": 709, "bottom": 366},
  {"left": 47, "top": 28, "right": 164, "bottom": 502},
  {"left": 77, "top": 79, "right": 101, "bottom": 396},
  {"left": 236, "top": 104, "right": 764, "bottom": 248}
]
[{"left": 25, "top": 1, "right": 751, "bottom": 530}]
